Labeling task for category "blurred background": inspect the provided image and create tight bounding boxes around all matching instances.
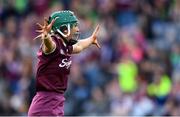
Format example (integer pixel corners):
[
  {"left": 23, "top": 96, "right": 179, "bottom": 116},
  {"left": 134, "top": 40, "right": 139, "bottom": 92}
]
[{"left": 0, "top": 0, "right": 180, "bottom": 116}]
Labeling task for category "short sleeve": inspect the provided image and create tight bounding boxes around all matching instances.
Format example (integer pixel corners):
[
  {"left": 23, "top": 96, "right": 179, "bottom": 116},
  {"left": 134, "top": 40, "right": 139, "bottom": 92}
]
[{"left": 37, "top": 36, "right": 59, "bottom": 60}]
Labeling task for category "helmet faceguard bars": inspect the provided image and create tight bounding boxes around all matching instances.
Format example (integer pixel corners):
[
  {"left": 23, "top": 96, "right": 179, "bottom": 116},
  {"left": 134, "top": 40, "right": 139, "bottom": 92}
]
[{"left": 48, "top": 10, "right": 79, "bottom": 38}]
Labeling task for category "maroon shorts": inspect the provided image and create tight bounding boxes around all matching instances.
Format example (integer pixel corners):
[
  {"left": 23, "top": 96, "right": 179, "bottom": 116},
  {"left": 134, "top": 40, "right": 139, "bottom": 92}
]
[{"left": 28, "top": 91, "right": 65, "bottom": 116}]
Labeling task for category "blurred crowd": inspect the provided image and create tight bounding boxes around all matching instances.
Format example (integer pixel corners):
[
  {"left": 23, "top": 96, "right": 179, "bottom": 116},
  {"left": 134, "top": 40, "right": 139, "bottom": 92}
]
[{"left": 0, "top": 0, "right": 180, "bottom": 116}]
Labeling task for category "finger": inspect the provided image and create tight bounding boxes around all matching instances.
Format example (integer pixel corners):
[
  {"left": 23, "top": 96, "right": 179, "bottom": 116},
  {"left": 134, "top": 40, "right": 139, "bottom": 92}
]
[
  {"left": 36, "top": 29, "right": 43, "bottom": 33},
  {"left": 33, "top": 34, "right": 41, "bottom": 40},
  {"left": 92, "top": 24, "right": 100, "bottom": 36},
  {"left": 95, "top": 42, "right": 101, "bottom": 49},
  {"left": 51, "top": 17, "right": 59, "bottom": 25},
  {"left": 36, "top": 23, "right": 43, "bottom": 28}
]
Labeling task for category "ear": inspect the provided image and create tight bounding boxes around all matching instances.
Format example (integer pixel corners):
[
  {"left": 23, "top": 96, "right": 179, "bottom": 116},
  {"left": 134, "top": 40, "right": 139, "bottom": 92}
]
[
  {"left": 57, "top": 24, "right": 71, "bottom": 37},
  {"left": 63, "top": 29, "right": 68, "bottom": 34},
  {"left": 60, "top": 26, "right": 68, "bottom": 34}
]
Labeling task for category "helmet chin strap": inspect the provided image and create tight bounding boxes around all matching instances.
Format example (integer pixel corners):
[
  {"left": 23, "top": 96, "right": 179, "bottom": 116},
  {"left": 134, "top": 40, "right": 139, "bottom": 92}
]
[
  {"left": 57, "top": 23, "right": 71, "bottom": 38},
  {"left": 57, "top": 33, "right": 78, "bottom": 46}
]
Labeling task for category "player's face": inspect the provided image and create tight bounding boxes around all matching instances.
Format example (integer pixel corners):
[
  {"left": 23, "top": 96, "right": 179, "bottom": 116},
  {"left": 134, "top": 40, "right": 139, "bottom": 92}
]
[{"left": 67, "top": 23, "right": 79, "bottom": 40}]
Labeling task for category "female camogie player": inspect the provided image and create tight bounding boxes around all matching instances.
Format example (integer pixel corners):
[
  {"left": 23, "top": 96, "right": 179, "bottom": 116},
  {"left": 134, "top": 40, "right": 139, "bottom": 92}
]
[{"left": 28, "top": 10, "right": 100, "bottom": 116}]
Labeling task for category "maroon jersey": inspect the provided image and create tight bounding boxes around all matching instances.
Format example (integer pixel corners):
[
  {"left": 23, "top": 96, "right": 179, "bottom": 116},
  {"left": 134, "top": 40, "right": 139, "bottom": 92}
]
[{"left": 36, "top": 35, "right": 73, "bottom": 94}]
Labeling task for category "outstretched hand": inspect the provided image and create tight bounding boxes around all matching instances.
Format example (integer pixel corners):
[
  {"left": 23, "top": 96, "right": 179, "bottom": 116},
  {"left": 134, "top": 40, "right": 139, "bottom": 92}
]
[
  {"left": 91, "top": 25, "right": 101, "bottom": 49},
  {"left": 34, "top": 17, "right": 58, "bottom": 40}
]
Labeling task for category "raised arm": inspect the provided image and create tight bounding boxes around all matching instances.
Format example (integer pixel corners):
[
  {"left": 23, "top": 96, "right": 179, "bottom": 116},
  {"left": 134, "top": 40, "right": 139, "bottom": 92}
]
[
  {"left": 34, "top": 18, "right": 57, "bottom": 54},
  {"left": 72, "top": 25, "right": 100, "bottom": 54}
]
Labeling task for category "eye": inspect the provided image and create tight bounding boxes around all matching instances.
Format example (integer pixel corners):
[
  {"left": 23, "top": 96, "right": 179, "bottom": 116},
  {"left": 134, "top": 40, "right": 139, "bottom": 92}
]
[{"left": 73, "top": 23, "right": 78, "bottom": 27}]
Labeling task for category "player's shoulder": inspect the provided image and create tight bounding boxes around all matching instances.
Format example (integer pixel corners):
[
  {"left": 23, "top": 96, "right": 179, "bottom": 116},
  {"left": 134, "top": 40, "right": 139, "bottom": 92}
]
[{"left": 51, "top": 34, "right": 73, "bottom": 55}]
